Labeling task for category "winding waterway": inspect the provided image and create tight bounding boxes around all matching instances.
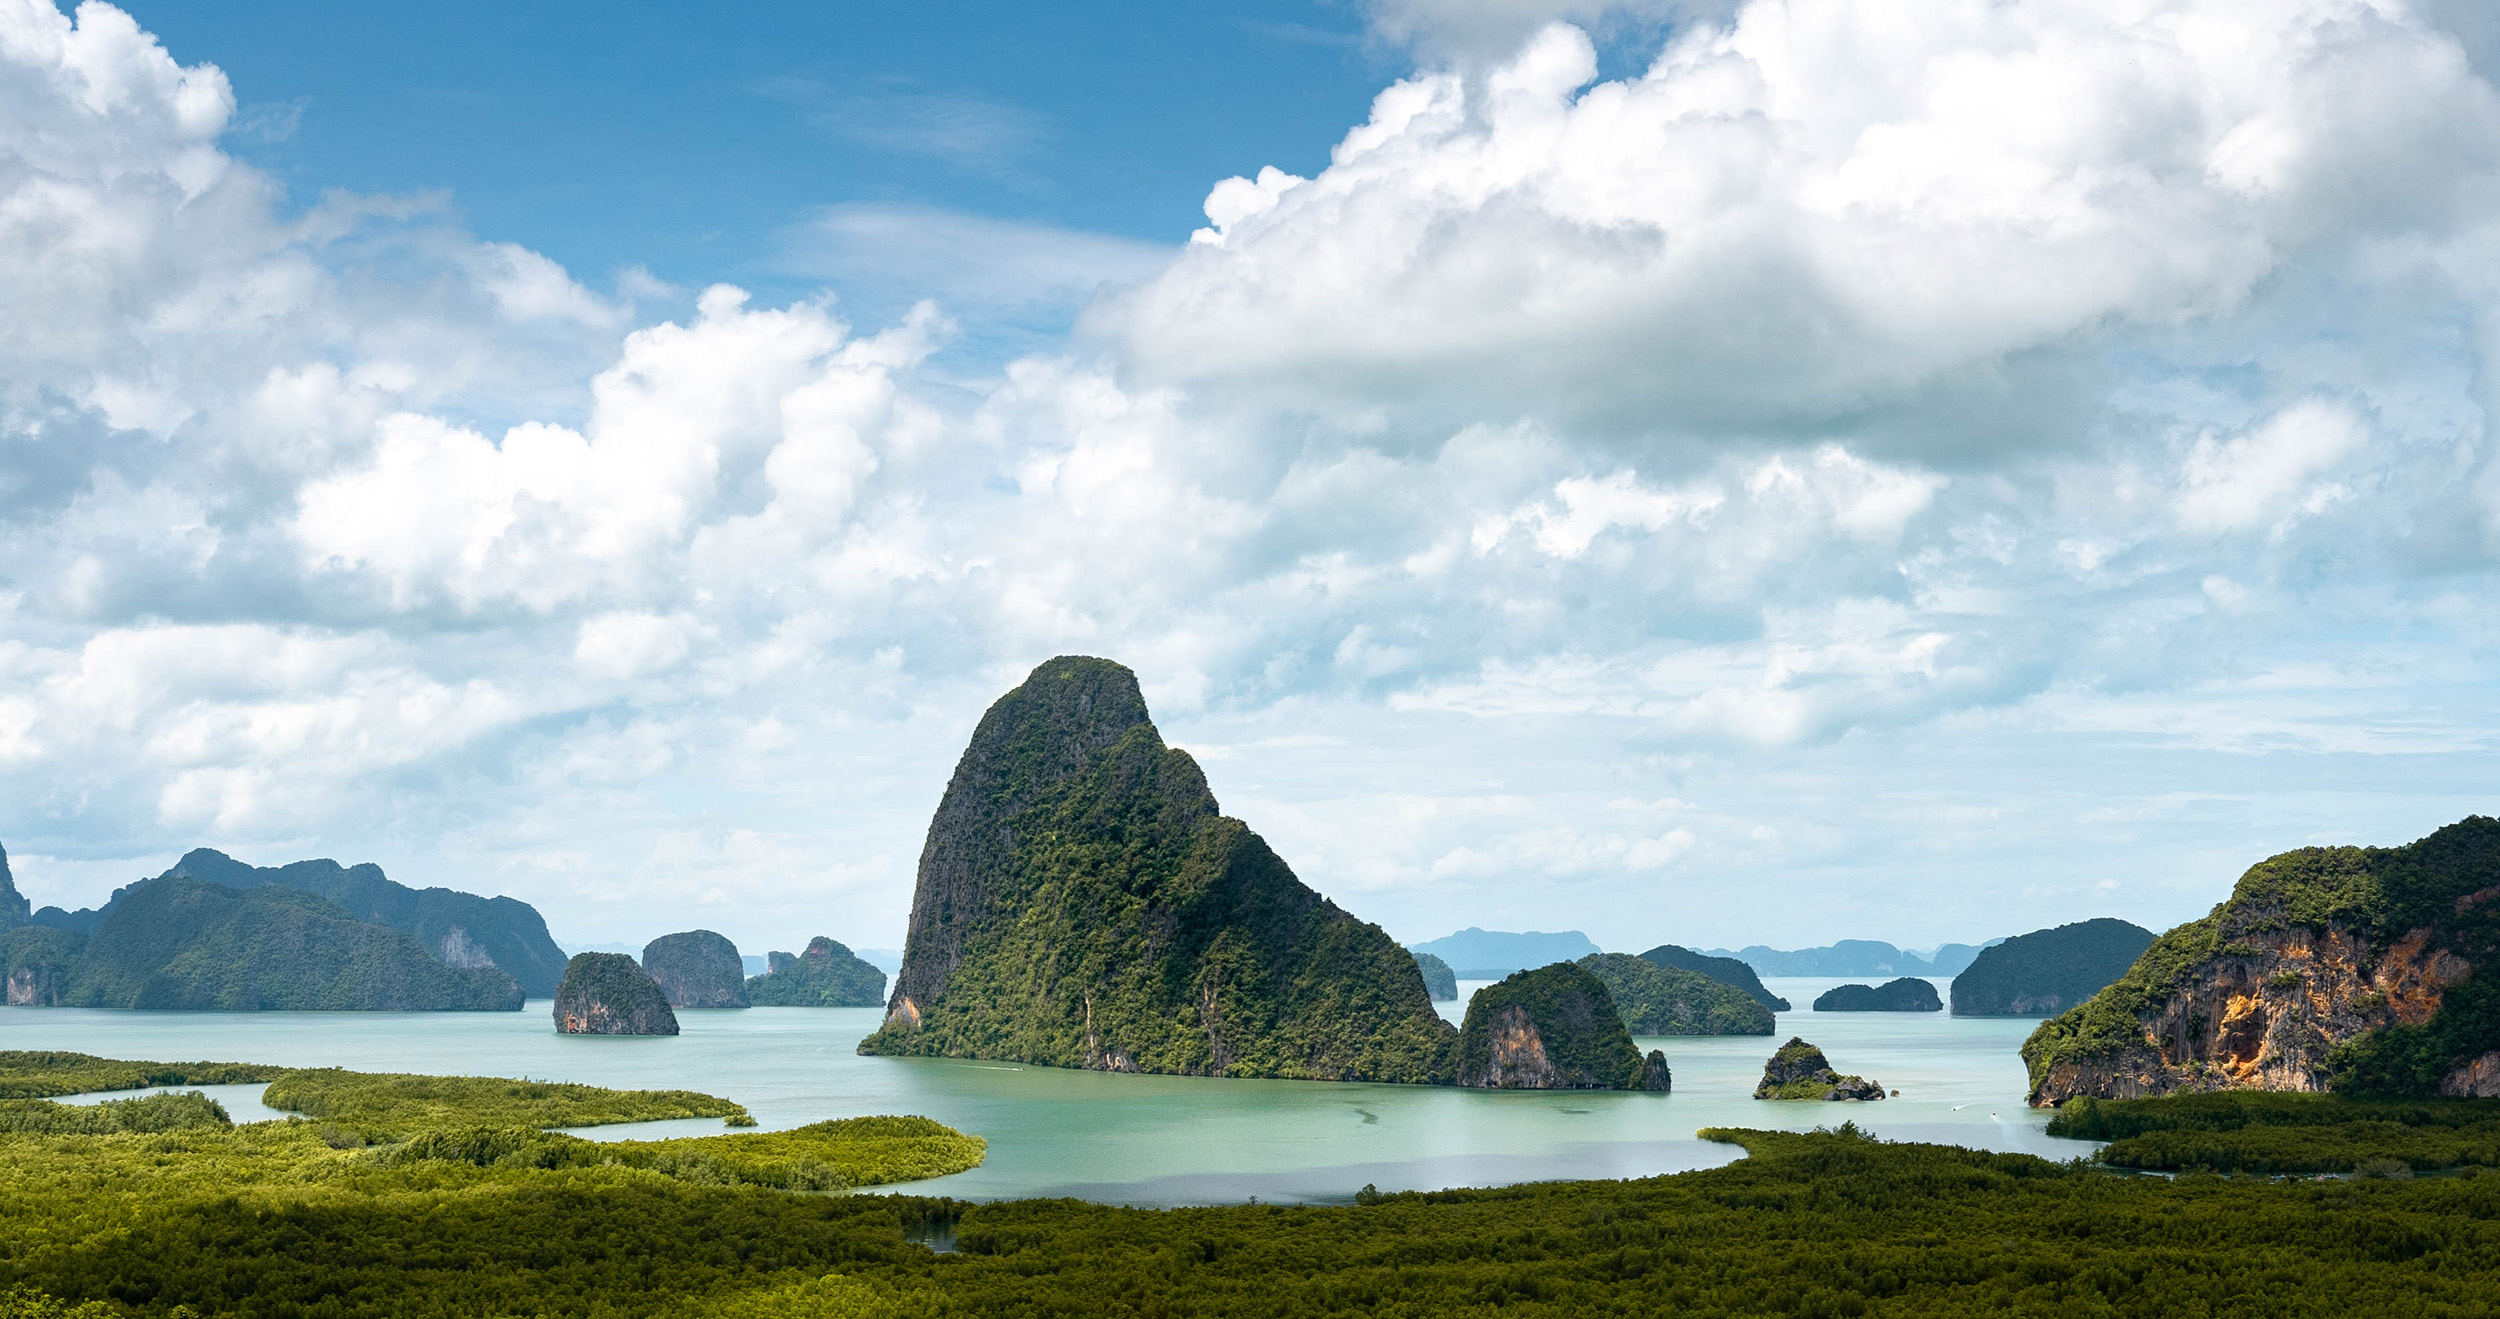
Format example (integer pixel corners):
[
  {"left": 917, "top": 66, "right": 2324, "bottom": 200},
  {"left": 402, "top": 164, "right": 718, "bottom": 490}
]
[{"left": 6, "top": 976, "right": 2096, "bottom": 1205}]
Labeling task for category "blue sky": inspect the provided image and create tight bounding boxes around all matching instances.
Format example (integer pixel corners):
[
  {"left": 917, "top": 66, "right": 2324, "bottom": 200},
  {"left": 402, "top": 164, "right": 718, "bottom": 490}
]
[
  {"left": 5, "top": 0, "right": 2500, "bottom": 959},
  {"left": 132, "top": 1, "right": 1394, "bottom": 345}
]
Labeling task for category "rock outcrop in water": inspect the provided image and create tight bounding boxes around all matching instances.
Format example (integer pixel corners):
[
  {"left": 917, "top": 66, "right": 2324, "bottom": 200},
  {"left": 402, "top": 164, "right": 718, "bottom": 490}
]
[
  {"left": 553, "top": 953, "right": 679, "bottom": 1035},
  {"left": 640, "top": 931, "right": 748, "bottom": 1008},
  {"left": 745, "top": 936, "right": 886, "bottom": 1006},
  {"left": 60, "top": 876, "right": 524, "bottom": 1011},
  {"left": 1637, "top": 943, "right": 1790, "bottom": 1011},
  {"left": 1455, "top": 963, "right": 1670, "bottom": 1090},
  {"left": 858, "top": 656, "right": 1456, "bottom": 1082},
  {"left": 2024, "top": 817, "right": 2500, "bottom": 1105},
  {"left": 1578, "top": 953, "right": 1774, "bottom": 1034},
  {"left": 1411, "top": 950, "right": 1458, "bottom": 1001},
  {"left": 1951, "top": 918, "right": 2154, "bottom": 1016},
  {"left": 1755, "top": 1037, "right": 1885, "bottom": 1101},
  {"left": 1813, "top": 978, "right": 1942, "bottom": 1012}
]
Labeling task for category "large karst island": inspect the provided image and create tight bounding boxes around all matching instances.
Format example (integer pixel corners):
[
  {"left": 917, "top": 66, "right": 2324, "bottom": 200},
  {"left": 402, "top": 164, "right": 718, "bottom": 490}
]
[
  {"left": 856, "top": 656, "right": 1673, "bottom": 1089},
  {"left": 0, "top": 845, "right": 570, "bottom": 1011},
  {"left": 2024, "top": 816, "right": 2500, "bottom": 1104},
  {"left": 1951, "top": 917, "right": 2154, "bottom": 1016}
]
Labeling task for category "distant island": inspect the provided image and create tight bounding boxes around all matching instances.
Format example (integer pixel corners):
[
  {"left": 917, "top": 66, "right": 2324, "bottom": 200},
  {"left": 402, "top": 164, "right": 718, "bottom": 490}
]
[
  {"left": 1577, "top": 953, "right": 1773, "bottom": 1034},
  {"left": 858, "top": 657, "right": 1458, "bottom": 1082},
  {"left": 1704, "top": 939, "right": 1997, "bottom": 978},
  {"left": 16, "top": 846, "right": 568, "bottom": 1000},
  {"left": 1755, "top": 1037, "right": 1886, "bottom": 1101},
  {"left": 2025, "top": 816, "right": 2500, "bottom": 1104},
  {"left": 1409, "top": 950, "right": 1457, "bottom": 1001},
  {"left": 1951, "top": 918, "right": 2154, "bottom": 1016},
  {"left": 1409, "top": 928, "right": 1600, "bottom": 978},
  {"left": 1813, "top": 978, "right": 1942, "bottom": 1012},
  {"left": 555, "top": 953, "right": 679, "bottom": 1035},
  {"left": 1456, "top": 963, "right": 1669, "bottom": 1090},
  {"left": 1636, "top": 944, "right": 1790, "bottom": 1011},
  {"left": 41, "top": 875, "right": 523, "bottom": 1011},
  {"left": 747, "top": 937, "right": 886, "bottom": 1007},
  {"left": 642, "top": 931, "right": 748, "bottom": 1008}
]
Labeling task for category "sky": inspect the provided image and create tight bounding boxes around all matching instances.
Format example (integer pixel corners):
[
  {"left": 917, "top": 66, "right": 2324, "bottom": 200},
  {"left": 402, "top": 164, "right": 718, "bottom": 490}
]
[{"left": 5, "top": 0, "right": 2500, "bottom": 959}]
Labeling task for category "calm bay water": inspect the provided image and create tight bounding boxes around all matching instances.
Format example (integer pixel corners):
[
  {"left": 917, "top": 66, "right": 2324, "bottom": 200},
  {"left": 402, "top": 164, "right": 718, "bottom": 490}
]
[{"left": 5, "top": 976, "right": 2094, "bottom": 1206}]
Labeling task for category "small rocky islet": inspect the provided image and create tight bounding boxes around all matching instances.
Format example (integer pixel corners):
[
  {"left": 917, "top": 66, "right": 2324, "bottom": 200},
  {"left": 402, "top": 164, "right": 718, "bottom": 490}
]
[
  {"left": 1755, "top": 1037, "right": 1886, "bottom": 1101},
  {"left": 641, "top": 930, "right": 748, "bottom": 1009},
  {"left": 553, "top": 953, "right": 680, "bottom": 1036}
]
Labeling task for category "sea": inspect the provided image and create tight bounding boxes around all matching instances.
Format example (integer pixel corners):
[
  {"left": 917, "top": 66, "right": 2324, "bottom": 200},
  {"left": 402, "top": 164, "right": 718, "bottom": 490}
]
[{"left": 10, "top": 976, "right": 2098, "bottom": 1206}]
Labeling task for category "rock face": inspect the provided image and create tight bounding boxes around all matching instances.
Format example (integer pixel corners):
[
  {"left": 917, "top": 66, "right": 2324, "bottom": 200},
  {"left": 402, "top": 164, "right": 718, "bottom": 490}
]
[
  {"left": 1411, "top": 950, "right": 1458, "bottom": 1001},
  {"left": 1579, "top": 953, "right": 1775, "bottom": 1034},
  {"left": 164, "top": 849, "right": 569, "bottom": 997},
  {"left": 58, "top": 876, "right": 524, "bottom": 1011},
  {"left": 859, "top": 656, "right": 1456, "bottom": 1082},
  {"left": 553, "top": 953, "right": 680, "bottom": 1035},
  {"left": 1755, "top": 1037, "right": 1886, "bottom": 1101},
  {"left": 745, "top": 937, "right": 887, "bottom": 1007},
  {"left": 1952, "top": 918, "right": 2154, "bottom": 1016},
  {"left": 1455, "top": 963, "right": 1671, "bottom": 1090},
  {"left": 2024, "top": 817, "right": 2500, "bottom": 1106},
  {"left": 1638, "top": 944, "right": 1790, "bottom": 1011},
  {"left": 641, "top": 931, "right": 748, "bottom": 1008},
  {"left": 1813, "top": 978, "right": 1942, "bottom": 1012},
  {"left": 2, "top": 926, "right": 83, "bottom": 1006}
]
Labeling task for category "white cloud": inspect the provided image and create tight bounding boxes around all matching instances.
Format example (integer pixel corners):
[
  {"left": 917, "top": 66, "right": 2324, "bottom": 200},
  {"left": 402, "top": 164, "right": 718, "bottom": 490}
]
[
  {"left": 5, "top": 0, "right": 2500, "bottom": 956},
  {"left": 1105, "top": 3, "right": 2500, "bottom": 455},
  {"left": 2175, "top": 397, "right": 2369, "bottom": 535}
]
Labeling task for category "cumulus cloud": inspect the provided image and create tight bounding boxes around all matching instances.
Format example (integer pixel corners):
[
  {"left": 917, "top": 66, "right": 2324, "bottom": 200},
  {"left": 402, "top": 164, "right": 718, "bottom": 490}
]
[
  {"left": 1106, "top": 2, "right": 2500, "bottom": 458},
  {"left": 5, "top": 0, "right": 2500, "bottom": 952}
]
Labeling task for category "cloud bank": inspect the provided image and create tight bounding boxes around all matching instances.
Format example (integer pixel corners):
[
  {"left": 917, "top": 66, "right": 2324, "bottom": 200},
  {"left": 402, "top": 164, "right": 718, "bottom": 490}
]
[{"left": 3, "top": 0, "right": 2498, "bottom": 955}]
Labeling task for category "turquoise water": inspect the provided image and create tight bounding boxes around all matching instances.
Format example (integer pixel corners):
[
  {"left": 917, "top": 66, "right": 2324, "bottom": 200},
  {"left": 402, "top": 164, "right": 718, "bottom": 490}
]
[{"left": 2, "top": 976, "right": 2091, "bottom": 1205}]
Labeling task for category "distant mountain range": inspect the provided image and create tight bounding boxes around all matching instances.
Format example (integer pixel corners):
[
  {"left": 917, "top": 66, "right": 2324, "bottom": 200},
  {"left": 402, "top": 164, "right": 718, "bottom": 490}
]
[
  {"left": 1702, "top": 939, "right": 2005, "bottom": 978},
  {"left": 1408, "top": 928, "right": 1602, "bottom": 977}
]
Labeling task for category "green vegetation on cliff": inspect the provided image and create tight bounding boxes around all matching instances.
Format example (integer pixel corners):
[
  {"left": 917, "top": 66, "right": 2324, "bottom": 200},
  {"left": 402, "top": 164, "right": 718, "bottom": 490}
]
[
  {"left": 164, "top": 849, "right": 570, "bottom": 996},
  {"left": 1951, "top": 918, "right": 2155, "bottom": 1016},
  {"left": 1637, "top": 943, "right": 1789, "bottom": 1011},
  {"left": 0, "top": 1117, "right": 2492, "bottom": 1316},
  {"left": 1576, "top": 953, "right": 1772, "bottom": 1034},
  {"left": 0, "top": 843, "right": 25, "bottom": 929},
  {"left": 1, "top": 928, "right": 85, "bottom": 1006},
  {"left": 860, "top": 657, "right": 1455, "bottom": 1083},
  {"left": 1410, "top": 950, "right": 1458, "bottom": 1001},
  {"left": 744, "top": 936, "right": 885, "bottom": 1006},
  {"left": 2023, "top": 817, "right": 2500, "bottom": 1102},
  {"left": 59, "top": 877, "right": 524, "bottom": 1011},
  {"left": 553, "top": 953, "right": 678, "bottom": 1035},
  {"left": 1456, "top": 963, "right": 1668, "bottom": 1089},
  {"left": 641, "top": 930, "right": 748, "bottom": 1009}
]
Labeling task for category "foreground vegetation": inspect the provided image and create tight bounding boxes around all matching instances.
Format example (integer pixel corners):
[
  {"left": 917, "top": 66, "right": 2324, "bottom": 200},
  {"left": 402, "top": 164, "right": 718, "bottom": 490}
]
[
  {"left": 6, "top": 1054, "right": 2498, "bottom": 1316},
  {"left": 1, "top": 1104, "right": 2494, "bottom": 1315},
  {"left": 263, "top": 1068, "right": 752, "bottom": 1136},
  {"left": 2051, "top": 1091, "right": 2500, "bottom": 1175}
]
